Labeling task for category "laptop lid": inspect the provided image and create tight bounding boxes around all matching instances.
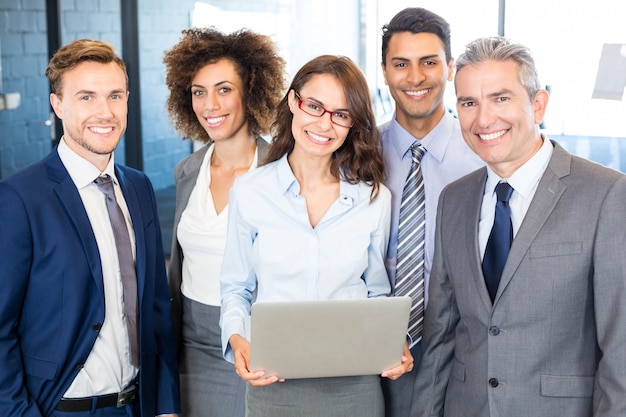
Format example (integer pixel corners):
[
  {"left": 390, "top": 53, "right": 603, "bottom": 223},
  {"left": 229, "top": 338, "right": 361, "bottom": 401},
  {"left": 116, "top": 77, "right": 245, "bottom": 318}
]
[{"left": 249, "top": 296, "right": 411, "bottom": 379}]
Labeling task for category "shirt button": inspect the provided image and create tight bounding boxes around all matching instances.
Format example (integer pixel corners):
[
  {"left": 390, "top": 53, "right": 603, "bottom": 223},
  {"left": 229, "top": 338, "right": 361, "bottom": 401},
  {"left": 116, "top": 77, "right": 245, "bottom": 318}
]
[
  {"left": 489, "top": 326, "right": 500, "bottom": 336},
  {"left": 489, "top": 378, "right": 499, "bottom": 388}
]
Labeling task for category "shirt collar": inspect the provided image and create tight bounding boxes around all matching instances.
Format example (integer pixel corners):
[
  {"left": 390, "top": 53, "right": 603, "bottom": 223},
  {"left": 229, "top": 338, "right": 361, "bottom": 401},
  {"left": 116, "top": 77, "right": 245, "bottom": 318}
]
[
  {"left": 486, "top": 134, "right": 554, "bottom": 198},
  {"left": 57, "top": 137, "right": 118, "bottom": 189},
  {"left": 275, "top": 153, "right": 359, "bottom": 204},
  {"left": 388, "top": 110, "right": 456, "bottom": 163}
]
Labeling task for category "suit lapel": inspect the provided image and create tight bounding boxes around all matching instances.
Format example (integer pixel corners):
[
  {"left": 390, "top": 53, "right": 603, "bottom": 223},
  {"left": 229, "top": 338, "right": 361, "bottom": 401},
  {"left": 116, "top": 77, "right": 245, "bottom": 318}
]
[
  {"left": 464, "top": 169, "right": 496, "bottom": 311},
  {"left": 257, "top": 136, "right": 269, "bottom": 161},
  {"left": 46, "top": 151, "right": 105, "bottom": 294},
  {"left": 174, "top": 145, "right": 208, "bottom": 229},
  {"left": 494, "top": 142, "right": 571, "bottom": 304}
]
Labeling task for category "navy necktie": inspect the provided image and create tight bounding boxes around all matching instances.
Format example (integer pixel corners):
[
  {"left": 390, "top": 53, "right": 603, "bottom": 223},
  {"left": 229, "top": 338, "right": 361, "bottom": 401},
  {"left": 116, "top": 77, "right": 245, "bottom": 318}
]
[{"left": 482, "top": 182, "right": 514, "bottom": 302}]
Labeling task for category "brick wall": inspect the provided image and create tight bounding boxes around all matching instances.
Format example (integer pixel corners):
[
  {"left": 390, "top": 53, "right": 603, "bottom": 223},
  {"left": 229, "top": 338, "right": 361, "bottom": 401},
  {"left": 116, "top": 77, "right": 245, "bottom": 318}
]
[
  {"left": 0, "top": 0, "right": 193, "bottom": 188},
  {"left": 0, "top": 0, "right": 50, "bottom": 179},
  {"left": 0, "top": 0, "right": 362, "bottom": 188}
]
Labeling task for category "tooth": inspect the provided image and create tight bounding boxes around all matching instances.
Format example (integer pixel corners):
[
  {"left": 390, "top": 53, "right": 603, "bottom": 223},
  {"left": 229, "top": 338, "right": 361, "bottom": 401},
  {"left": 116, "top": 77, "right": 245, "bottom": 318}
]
[
  {"left": 479, "top": 130, "right": 507, "bottom": 141},
  {"left": 406, "top": 89, "right": 429, "bottom": 97}
]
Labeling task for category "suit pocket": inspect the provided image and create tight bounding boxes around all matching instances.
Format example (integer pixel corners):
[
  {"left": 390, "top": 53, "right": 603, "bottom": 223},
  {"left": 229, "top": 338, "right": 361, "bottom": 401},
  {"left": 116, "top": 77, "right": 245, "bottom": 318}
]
[
  {"left": 24, "top": 355, "right": 58, "bottom": 380},
  {"left": 450, "top": 358, "right": 466, "bottom": 382},
  {"left": 540, "top": 374, "right": 594, "bottom": 397},
  {"left": 529, "top": 242, "right": 583, "bottom": 258}
]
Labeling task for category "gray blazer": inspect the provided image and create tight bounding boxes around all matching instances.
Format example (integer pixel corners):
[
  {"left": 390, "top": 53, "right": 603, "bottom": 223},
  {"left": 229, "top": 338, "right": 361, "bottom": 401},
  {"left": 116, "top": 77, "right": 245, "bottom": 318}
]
[
  {"left": 167, "top": 138, "right": 270, "bottom": 353},
  {"left": 411, "top": 141, "right": 626, "bottom": 417}
]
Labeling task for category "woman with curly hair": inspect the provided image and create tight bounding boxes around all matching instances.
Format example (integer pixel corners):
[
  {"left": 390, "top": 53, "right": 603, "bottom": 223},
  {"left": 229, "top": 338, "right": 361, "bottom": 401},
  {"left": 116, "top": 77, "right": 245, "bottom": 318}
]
[
  {"left": 162, "top": 27, "right": 286, "bottom": 417},
  {"left": 219, "top": 55, "right": 414, "bottom": 417}
]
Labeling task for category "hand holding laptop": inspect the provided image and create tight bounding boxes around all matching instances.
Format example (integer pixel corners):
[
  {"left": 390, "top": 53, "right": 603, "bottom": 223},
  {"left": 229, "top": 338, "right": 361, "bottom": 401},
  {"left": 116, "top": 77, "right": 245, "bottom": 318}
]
[
  {"left": 245, "top": 297, "right": 414, "bottom": 381},
  {"left": 229, "top": 330, "right": 412, "bottom": 385},
  {"left": 228, "top": 334, "right": 282, "bottom": 387},
  {"left": 382, "top": 342, "right": 414, "bottom": 380}
]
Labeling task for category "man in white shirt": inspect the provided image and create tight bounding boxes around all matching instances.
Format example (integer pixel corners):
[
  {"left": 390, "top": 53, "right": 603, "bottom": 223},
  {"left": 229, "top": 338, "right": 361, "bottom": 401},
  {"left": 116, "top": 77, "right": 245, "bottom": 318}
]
[
  {"left": 0, "top": 39, "right": 179, "bottom": 417},
  {"left": 412, "top": 36, "right": 626, "bottom": 417}
]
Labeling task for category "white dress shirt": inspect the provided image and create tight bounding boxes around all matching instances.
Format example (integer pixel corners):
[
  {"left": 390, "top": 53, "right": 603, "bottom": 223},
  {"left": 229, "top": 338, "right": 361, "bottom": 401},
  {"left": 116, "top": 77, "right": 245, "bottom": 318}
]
[
  {"left": 57, "top": 138, "right": 138, "bottom": 397},
  {"left": 178, "top": 143, "right": 259, "bottom": 306},
  {"left": 479, "top": 136, "right": 554, "bottom": 258}
]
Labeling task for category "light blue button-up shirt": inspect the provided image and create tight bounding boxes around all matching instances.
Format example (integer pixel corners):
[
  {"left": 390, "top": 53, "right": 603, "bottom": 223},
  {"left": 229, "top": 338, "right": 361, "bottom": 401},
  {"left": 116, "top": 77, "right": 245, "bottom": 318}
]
[
  {"left": 220, "top": 154, "right": 392, "bottom": 361},
  {"left": 380, "top": 111, "right": 484, "bottom": 306}
]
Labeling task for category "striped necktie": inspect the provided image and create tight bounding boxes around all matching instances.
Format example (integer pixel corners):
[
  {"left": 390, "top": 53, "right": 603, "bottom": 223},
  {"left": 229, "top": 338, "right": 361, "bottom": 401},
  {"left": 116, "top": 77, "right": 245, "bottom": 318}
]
[{"left": 395, "top": 144, "right": 426, "bottom": 347}]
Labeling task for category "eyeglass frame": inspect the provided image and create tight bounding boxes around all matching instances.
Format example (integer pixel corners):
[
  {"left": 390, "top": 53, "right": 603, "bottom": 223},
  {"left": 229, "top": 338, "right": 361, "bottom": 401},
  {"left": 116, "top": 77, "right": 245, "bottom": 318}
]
[{"left": 294, "top": 93, "right": 354, "bottom": 128}]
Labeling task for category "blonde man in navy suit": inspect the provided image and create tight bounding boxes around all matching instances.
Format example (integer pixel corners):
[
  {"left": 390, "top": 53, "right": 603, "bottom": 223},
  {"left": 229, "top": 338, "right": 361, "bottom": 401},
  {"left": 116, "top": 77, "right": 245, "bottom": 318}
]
[
  {"left": 411, "top": 37, "right": 626, "bottom": 417},
  {"left": 0, "top": 39, "right": 179, "bottom": 417}
]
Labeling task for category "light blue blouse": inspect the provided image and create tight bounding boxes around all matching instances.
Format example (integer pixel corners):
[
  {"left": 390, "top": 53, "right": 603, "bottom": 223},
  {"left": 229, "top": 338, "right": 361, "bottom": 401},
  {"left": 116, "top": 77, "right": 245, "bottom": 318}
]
[{"left": 220, "top": 154, "right": 391, "bottom": 362}]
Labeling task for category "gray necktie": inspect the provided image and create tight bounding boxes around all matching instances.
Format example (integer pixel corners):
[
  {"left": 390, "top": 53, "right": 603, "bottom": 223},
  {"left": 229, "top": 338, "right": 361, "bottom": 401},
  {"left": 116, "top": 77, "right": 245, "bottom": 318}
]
[
  {"left": 94, "top": 174, "right": 139, "bottom": 366},
  {"left": 395, "top": 144, "right": 426, "bottom": 348}
]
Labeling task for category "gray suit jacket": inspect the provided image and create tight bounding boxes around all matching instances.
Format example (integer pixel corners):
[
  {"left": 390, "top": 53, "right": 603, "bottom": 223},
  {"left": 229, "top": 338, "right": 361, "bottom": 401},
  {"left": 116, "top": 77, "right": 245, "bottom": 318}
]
[
  {"left": 167, "top": 137, "right": 270, "bottom": 354},
  {"left": 411, "top": 141, "right": 626, "bottom": 417}
]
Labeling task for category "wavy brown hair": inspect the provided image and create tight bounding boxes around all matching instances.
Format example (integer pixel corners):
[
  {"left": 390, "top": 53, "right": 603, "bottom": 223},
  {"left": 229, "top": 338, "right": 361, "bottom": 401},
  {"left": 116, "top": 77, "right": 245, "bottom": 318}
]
[
  {"left": 264, "top": 55, "right": 385, "bottom": 200},
  {"left": 45, "top": 39, "right": 127, "bottom": 98},
  {"left": 163, "top": 27, "right": 286, "bottom": 143}
]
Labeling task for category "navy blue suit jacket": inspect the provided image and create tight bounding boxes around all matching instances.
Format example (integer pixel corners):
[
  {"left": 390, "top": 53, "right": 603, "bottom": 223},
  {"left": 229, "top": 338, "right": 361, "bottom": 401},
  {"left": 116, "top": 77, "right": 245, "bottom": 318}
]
[{"left": 0, "top": 149, "right": 180, "bottom": 417}]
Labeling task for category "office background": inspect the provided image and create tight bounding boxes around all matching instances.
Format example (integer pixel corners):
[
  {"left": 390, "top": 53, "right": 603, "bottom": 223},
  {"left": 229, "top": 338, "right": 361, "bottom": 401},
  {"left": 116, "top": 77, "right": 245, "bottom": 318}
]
[{"left": 1, "top": 0, "right": 625, "bottom": 190}]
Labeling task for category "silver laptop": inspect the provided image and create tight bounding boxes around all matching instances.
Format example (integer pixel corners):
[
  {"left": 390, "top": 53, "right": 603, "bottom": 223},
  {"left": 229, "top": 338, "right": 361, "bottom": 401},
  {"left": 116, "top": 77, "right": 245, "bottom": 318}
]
[{"left": 249, "top": 296, "right": 411, "bottom": 379}]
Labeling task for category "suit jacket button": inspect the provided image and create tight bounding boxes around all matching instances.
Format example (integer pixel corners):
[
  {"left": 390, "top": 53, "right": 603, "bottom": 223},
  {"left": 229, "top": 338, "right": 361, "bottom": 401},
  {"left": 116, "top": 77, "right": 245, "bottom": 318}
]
[
  {"left": 489, "top": 326, "right": 500, "bottom": 336},
  {"left": 489, "top": 378, "right": 499, "bottom": 387},
  {"left": 92, "top": 323, "right": 102, "bottom": 331},
  {"left": 75, "top": 363, "right": 84, "bottom": 370}
]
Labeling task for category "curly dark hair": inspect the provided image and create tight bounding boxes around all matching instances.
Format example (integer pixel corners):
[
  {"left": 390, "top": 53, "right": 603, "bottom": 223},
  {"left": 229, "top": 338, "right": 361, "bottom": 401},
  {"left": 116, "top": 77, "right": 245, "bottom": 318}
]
[
  {"left": 264, "top": 55, "right": 385, "bottom": 200},
  {"left": 163, "top": 27, "right": 286, "bottom": 143}
]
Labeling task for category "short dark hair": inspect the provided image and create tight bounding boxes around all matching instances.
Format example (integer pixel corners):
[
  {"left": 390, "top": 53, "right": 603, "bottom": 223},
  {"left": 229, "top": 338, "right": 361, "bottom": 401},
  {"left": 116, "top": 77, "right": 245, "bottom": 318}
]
[
  {"left": 45, "top": 39, "right": 127, "bottom": 97},
  {"left": 381, "top": 7, "right": 452, "bottom": 66}
]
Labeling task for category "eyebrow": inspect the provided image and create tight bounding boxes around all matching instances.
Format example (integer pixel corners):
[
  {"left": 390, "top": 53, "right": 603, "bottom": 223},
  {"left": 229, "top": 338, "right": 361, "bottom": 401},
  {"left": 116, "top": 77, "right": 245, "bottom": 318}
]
[
  {"left": 303, "top": 96, "right": 350, "bottom": 113},
  {"left": 298, "top": 94, "right": 350, "bottom": 113},
  {"left": 456, "top": 88, "right": 515, "bottom": 103},
  {"left": 488, "top": 88, "right": 515, "bottom": 97},
  {"left": 390, "top": 54, "right": 441, "bottom": 62},
  {"left": 191, "top": 80, "right": 233, "bottom": 89},
  {"left": 74, "top": 89, "right": 126, "bottom": 96}
]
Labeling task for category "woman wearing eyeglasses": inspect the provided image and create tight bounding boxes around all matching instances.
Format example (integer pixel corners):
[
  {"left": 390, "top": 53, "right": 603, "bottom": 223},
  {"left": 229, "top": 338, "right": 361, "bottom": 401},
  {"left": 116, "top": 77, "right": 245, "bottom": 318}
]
[{"left": 220, "top": 55, "right": 414, "bottom": 417}]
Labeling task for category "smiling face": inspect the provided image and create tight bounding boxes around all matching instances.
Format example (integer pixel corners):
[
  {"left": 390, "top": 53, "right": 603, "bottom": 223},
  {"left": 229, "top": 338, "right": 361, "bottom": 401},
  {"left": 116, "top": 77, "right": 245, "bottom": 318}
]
[
  {"left": 190, "top": 58, "right": 248, "bottom": 143},
  {"left": 382, "top": 31, "right": 453, "bottom": 135},
  {"left": 455, "top": 59, "right": 548, "bottom": 178},
  {"left": 288, "top": 73, "right": 351, "bottom": 161},
  {"left": 50, "top": 61, "right": 128, "bottom": 171}
]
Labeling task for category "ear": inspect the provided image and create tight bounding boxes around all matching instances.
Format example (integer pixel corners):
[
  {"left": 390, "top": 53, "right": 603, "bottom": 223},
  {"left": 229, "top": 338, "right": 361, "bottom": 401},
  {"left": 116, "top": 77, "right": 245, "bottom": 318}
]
[
  {"left": 50, "top": 93, "right": 63, "bottom": 120},
  {"left": 381, "top": 62, "right": 389, "bottom": 86},
  {"left": 532, "top": 89, "right": 549, "bottom": 125},
  {"left": 446, "top": 58, "right": 455, "bottom": 82},
  {"left": 287, "top": 89, "right": 297, "bottom": 115}
]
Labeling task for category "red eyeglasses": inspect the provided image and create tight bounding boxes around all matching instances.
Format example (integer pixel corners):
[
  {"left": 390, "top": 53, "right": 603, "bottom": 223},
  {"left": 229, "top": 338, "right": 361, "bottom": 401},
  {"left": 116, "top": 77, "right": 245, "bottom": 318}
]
[{"left": 295, "top": 93, "right": 354, "bottom": 128}]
